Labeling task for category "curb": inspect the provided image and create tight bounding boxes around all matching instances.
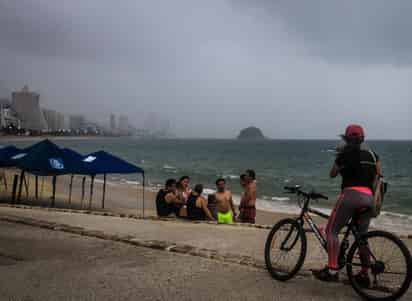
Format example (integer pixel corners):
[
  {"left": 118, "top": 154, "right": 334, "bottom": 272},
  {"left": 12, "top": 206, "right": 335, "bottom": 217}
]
[
  {"left": 1, "top": 203, "right": 411, "bottom": 240},
  {"left": 0, "top": 214, "right": 272, "bottom": 272},
  {"left": 0, "top": 203, "right": 273, "bottom": 230}
]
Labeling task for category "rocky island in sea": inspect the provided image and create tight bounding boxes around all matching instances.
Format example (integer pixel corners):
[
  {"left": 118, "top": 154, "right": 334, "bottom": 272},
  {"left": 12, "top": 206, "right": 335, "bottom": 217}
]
[{"left": 237, "top": 126, "right": 266, "bottom": 140}]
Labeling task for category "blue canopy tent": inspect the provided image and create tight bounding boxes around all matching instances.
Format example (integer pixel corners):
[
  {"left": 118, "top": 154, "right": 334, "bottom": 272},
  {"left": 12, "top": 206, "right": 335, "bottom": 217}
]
[
  {"left": 12, "top": 139, "right": 84, "bottom": 205},
  {"left": 0, "top": 145, "right": 21, "bottom": 190},
  {"left": 80, "top": 151, "right": 145, "bottom": 215},
  {"left": 61, "top": 148, "right": 87, "bottom": 206},
  {"left": 0, "top": 145, "right": 21, "bottom": 167}
]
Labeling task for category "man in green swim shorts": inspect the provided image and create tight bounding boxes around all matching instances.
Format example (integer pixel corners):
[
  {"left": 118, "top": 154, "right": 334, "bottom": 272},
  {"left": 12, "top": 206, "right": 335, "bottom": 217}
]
[{"left": 214, "top": 178, "right": 236, "bottom": 223}]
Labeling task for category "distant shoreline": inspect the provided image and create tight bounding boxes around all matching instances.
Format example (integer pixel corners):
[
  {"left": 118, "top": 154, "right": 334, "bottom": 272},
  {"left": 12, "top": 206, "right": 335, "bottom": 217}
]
[
  {"left": 0, "top": 135, "right": 122, "bottom": 142},
  {"left": 1, "top": 136, "right": 411, "bottom": 142}
]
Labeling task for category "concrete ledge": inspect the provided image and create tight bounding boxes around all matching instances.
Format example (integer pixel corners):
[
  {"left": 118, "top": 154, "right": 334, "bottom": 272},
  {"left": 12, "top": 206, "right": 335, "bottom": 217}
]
[
  {"left": 0, "top": 214, "right": 271, "bottom": 273},
  {"left": 1, "top": 202, "right": 411, "bottom": 240},
  {"left": 0, "top": 203, "right": 273, "bottom": 229}
]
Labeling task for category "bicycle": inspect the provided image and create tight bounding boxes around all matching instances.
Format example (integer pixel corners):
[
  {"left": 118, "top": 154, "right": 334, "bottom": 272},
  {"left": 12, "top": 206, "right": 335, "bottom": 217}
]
[{"left": 264, "top": 185, "right": 412, "bottom": 301}]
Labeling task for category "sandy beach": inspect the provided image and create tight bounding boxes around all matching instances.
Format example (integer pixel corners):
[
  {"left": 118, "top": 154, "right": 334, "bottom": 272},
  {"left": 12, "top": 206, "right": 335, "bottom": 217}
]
[
  {"left": 1, "top": 168, "right": 411, "bottom": 234},
  {"left": 0, "top": 168, "right": 325, "bottom": 226}
]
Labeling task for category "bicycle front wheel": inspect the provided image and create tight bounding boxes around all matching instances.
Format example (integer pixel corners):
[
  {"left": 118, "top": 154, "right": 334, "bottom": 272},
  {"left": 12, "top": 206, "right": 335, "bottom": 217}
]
[
  {"left": 264, "top": 218, "right": 307, "bottom": 281},
  {"left": 347, "top": 230, "right": 412, "bottom": 301}
]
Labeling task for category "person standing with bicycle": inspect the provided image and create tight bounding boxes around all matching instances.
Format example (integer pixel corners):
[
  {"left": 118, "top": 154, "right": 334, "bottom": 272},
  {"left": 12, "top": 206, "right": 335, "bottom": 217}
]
[{"left": 312, "top": 124, "right": 381, "bottom": 285}]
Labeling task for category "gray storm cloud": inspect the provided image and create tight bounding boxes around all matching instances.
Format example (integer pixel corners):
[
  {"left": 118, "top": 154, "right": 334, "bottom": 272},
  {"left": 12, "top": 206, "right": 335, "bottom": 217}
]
[
  {"left": 234, "top": 0, "right": 412, "bottom": 65},
  {"left": 0, "top": 0, "right": 410, "bottom": 139}
]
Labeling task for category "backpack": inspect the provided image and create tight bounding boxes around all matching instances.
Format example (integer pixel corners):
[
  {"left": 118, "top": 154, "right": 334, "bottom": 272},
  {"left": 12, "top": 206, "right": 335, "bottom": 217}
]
[{"left": 368, "top": 151, "right": 388, "bottom": 217}]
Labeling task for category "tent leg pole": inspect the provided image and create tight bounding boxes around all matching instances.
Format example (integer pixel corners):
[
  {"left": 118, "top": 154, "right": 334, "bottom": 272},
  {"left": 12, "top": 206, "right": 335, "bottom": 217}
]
[
  {"left": 1, "top": 170, "right": 8, "bottom": 191},
  {"left": 81, "top": 177, "right": 86, "bottom": 209},
  {"left": 17, "top": 170, "right": 25, "bottom": 203},
  {"left": 68, "top": 175, "right": 73, "bottom": 206},
  {"left": 102, "top": 174, "right": 106, "bottom": 209},
  {"left": 11, "top": 174, "right": 18, "bottom": 203},
  {"left": 51, "top": 176, "right": 57, "bottom": 207},
  {"left": 35, "top": 175, "right": 38, "bottom": 199},
  {"left": 89, "top": 175, "right": 95, "bottom": 210},
  {"left": 23, "top": 174, "right": 29, "bottom": 199},
  {"left": 40, "top": 177, "right": 45, "bottom": 198},
  {"left": 142, "top": 174, "right": 145, "bottom": 218}
]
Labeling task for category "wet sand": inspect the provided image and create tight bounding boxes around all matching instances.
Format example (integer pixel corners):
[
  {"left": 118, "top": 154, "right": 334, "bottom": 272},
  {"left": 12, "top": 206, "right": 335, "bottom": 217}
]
[{"left": 0, "top": 168, "right": 309, "bottom": 226}]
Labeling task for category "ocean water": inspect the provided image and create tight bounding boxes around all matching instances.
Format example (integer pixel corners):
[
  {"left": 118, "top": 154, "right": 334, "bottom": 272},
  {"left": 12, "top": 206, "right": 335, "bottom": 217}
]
[{"left": 4, "top": 138, "right": 412, "bottom": 217}]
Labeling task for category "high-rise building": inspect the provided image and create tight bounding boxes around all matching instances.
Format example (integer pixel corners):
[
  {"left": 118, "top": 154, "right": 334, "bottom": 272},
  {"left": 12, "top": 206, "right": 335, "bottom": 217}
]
[
  {"left": 43, "top": 109, "right": 58, "bottom": 131},
  {"left": 69, "top": 115, "right": 85, "bottom": 130},
  {"left": 118, "top": 115, "right": 129, "bottom": 134},
  {"left": 11, "top": 86, "right": 48, "bottom": 131},
  {"left": 0, "top": 99, "right": 21, "bottom": 129},
  {"left": 42, "top": 110, "right": 65, "bottom": 131},
  {"left": 56, "top": 112, "right": 65, "bottom": 130},
  {"left": 110, "top": 114, "right": 116, "bottom": 132}
]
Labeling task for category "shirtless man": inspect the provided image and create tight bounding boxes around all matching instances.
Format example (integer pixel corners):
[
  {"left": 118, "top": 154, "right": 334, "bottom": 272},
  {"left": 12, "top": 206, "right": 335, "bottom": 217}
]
[
  {"left": 214, "top": 178, "right": 236, "bottom": 223},
  {"left": 239, "top": 170, "right": 257, "bottom": 224}
]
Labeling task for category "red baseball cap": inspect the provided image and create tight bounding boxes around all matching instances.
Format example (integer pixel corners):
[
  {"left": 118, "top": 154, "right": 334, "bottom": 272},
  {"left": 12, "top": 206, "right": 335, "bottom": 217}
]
[{"left": 344, "top": 124, "right": 365, "bottom": 137}]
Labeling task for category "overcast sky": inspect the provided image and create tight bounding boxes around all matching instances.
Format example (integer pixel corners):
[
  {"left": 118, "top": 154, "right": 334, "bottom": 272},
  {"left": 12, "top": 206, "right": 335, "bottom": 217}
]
[{"left": 0, "top": 0, "right": 411, "bottom": 139}]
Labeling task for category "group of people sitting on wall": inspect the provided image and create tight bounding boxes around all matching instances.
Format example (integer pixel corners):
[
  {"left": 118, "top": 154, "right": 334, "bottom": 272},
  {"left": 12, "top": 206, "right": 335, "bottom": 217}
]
[{"left": 155, "top": 170, "right": 257, "bottom": 224}]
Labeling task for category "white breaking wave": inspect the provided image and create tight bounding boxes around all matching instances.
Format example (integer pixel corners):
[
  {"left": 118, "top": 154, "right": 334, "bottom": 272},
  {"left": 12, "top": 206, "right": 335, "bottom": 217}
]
[
  {"left": 163, "top": 164, "right": 177, "bottom": 170},
  {"left": 202, "top": 188, "right": 216, "bottom": 196},
  {"left": 222, "top": 174, "right": 240, "bottom": 180},
  {"left": 125, "top": 180, "right": 141, "bottom": 186},
  {"left": 94, "top": 179, "right": 118, "bottom": 187},
  {"left": 271, "top": 197, "right": 290, "bottom": 202}
]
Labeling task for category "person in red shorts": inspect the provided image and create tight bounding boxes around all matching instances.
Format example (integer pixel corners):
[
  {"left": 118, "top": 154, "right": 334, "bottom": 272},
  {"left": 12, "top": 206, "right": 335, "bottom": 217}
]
[{"left": 239, "top": 170, "right": 257, "bottom": 224}]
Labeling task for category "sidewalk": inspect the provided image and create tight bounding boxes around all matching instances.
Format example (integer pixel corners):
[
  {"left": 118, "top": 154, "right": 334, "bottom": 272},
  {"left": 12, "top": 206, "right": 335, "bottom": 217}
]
[
  {"left": 0, "top": 221, "right": 364, "bottom": 301},
  {"left": 0, "top": 205, "right": 328, "bottom": 271}
]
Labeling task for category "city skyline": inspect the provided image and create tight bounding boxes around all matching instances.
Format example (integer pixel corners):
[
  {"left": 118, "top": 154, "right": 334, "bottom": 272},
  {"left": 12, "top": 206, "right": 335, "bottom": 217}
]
[{"left": 0, "top": 85, "right": 174, "bottom": 137}]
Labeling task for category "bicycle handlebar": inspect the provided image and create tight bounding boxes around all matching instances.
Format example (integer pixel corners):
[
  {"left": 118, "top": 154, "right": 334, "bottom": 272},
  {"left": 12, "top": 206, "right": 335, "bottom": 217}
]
[{"left": 284, "top": 186, "right": 328, "bottom": 200}]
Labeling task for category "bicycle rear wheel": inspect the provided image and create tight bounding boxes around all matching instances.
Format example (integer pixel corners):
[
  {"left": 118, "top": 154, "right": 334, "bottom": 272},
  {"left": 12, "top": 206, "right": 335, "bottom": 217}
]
[
  {"left": 347, "top": 230, "right": 412, "bottom": 301},
  {"left": 264, "top": 218, "right": 307, "bottom": 281}
]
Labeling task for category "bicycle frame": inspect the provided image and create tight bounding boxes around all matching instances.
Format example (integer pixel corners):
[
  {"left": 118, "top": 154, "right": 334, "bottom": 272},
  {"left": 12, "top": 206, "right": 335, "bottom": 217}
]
[
  {"left": 295, "top": 195, "right": 329, "bottom": 250},
  {"left": 294, "top": 194, "right": 367, "bottom": 253},
  {"left": 290, "top": 193, "right": 378, "bottom": 272}
]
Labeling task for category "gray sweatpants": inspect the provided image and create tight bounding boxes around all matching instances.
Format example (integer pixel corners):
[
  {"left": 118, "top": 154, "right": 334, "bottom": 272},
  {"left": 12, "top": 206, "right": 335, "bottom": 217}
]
[{"left": 325, "top": 188, "right": 374, "bottom": 269}]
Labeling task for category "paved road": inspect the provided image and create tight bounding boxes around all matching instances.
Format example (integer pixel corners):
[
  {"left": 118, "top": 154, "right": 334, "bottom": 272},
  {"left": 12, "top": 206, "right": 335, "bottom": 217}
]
[
  {"left": 0, "top": 221, "right": 366, "bottom": 301},
  {"left": 0, "top": 206, "right": 329, "bottom": 270}
]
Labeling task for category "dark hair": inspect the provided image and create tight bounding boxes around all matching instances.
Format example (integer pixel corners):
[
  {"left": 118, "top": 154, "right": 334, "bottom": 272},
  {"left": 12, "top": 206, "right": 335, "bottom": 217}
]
[
  {"left": 194, "top": 184, "right": 203, "bottom": 194},
  {"left": 215, "top": 178, "right": 225, "bottom": 185},
  {"left": 342, "top": 135, "right": 364, "bottom": 146},
  {"left": 176, "top": 181, "right": 183, "bottom": 190},
  {"left": 165, "top": 178, "right": 176, "bottom": 188},
  {"left": 179, "top": 176, "right": 190, "bottom": 182},
  {"left": 240, "top": 174, "right": 247, "bottom": 181},
  {"left": 246, "top": 169, "right": 256, "bottom": 180}
]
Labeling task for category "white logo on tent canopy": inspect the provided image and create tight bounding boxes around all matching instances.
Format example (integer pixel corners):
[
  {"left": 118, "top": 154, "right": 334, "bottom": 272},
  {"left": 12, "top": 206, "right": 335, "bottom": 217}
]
[
  {"left": 49, "top": 158, "right": 64, "bottom": 170},
  {"left": 11, "top": 153, "right": 26, "bottom": 160},
  {"left": 83, "top": 156, "right": 96, "bottom": 163}
]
